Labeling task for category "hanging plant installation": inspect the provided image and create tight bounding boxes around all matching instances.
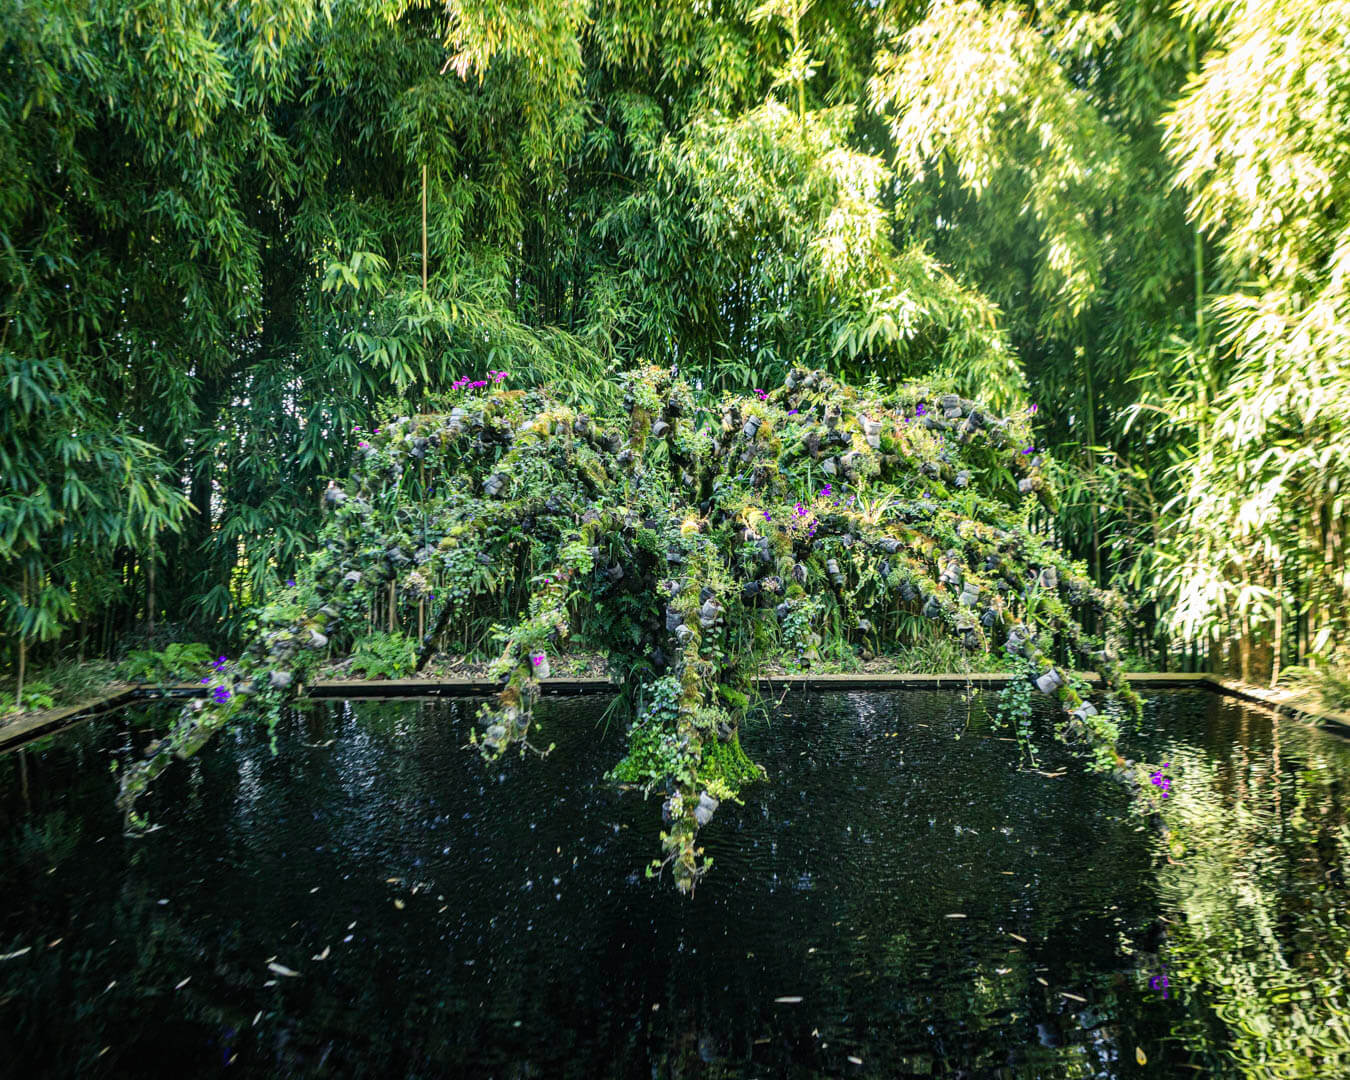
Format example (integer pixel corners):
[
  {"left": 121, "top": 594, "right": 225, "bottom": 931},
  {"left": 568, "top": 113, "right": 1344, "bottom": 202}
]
[{"left": 117, "top": 365, "right": 1147, "bottom": 894}]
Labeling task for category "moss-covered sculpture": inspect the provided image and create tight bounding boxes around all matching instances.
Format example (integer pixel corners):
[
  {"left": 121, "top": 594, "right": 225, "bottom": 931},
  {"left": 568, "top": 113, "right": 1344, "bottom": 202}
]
[{"left": 118, "top": 365, "right": 1149, "bottom": 893}]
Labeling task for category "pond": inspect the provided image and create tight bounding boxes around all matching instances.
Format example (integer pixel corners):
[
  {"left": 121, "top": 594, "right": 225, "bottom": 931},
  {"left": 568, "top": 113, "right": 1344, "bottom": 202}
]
[{"left": 1, "top": 688, "right": 1348, "bottom": 1078}]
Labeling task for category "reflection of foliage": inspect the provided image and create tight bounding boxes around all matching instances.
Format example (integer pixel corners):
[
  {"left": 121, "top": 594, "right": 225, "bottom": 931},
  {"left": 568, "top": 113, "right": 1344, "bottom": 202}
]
[
  {"left": 1155, "top": 740, "right": 1350, "bottom": 1076},
  {"left": 118, "top": 367, "right": 1145, "bottom": 892},
  {"left": 348, "top": 632, "right": 417, "bottom": 680}
]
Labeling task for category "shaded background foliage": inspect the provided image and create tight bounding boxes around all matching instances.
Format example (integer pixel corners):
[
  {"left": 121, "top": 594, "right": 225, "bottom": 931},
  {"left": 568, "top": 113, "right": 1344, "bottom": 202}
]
[{"left": 2, "top": 0, "right": 1347, "bottom": 690}]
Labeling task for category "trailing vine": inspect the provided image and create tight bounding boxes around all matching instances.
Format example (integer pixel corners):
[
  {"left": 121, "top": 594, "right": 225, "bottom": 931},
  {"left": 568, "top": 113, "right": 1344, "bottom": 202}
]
[{"left": 117, "top": 365, "right": 1147, "bottom": 892}]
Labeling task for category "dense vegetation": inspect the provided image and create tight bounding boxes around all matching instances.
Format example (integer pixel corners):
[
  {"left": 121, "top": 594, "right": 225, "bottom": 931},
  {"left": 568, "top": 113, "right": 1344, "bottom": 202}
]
[
  {"left": 115, "top": 365, "right": 1151, "bottom": 891},
  {"left": 3, "top": 0, "right": 1347, "bottom": 697}
]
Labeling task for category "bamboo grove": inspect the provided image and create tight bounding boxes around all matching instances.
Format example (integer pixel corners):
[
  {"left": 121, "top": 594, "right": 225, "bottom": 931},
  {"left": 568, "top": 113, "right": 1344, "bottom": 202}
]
[
  {"left": 117, "top": 365, "right": 1156, "bottom": 892},
  {"left": 3, "top": 0, "right": 1349, "bottom": 696}
]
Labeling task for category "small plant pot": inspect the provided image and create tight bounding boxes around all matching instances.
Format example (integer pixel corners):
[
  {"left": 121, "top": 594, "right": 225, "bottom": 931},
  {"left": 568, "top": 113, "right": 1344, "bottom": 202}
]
[
  {"left": 922, "top": 596, "right": 942, "bottom": 619},
  {"left": 651, "top": 419, "right": 670, "bottom": 438},
  {"left": 1038, "top": 566, "right": 1058, "bottom": 590},
  {"left": 1070, "top": 702, "right": 1099, "bottom": 722},
  {"left": 1018, "top": 477, "right": 1034, "bottom": 494},
  {"left": 1035, "top": 668, "right": 1063, "bottom": 695},
  {"left": 955, "top": 470, "right": 970, "bottom": 489},
  {"left": 674, "top": 624, "right": 695, "bottom": 645},
  {"left": 694, "top": 792, "right": 720, "bottom": 826},
  {"left": 742, "top": 416, "right": 762, "bottom": 440},
  {"left": 821, "top": 458, "right": 838, "bottom": 477}
]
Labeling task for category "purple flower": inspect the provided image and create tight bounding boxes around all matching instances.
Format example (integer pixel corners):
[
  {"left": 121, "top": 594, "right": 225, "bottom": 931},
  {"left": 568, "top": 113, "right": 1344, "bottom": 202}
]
[
  {"left": 212, "top": 687, "right": 231, "bottom": 703},
  {"left": 1028, "top": 404, "right": 1038, "bottom": 415},
  {"left": 286, "top": 578, "right": 295, "bottom": 587},
  {"left": 200, "top": 677, "right": 210, "bottom": 685},
  {"left": 531, "top": 654, "right": 545, "bottom": 666},
  {"left": 353, "top": 426, "right": 361, "bottom": 432},
  {"left": 358, "top": 440, "right": 369, "bottom": 449},
  {"left": 1021, "top": 447, "right": 1034, "bottom": 455},
  {"left": 788, "top": 409, "right": 799, "bottom": 415},
  {"left": 763, "top": 511, "right": 772, "bottom": 521},
  {"left": 820, "top": 483, "right": 832, "bottom": 497},
  {"left": 915, "top": 403, "right": 925, "bottom": 416}
]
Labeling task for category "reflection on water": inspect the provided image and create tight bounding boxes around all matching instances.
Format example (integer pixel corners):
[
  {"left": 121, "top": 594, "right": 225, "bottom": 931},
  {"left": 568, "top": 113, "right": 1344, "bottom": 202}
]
[{"left": 0, "top": 690, "right": 1347, "bottom": 1077}]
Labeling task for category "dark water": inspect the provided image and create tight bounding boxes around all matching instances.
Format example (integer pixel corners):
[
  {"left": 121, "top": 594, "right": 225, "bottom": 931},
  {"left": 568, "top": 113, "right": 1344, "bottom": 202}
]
[{"left": 1, "top": 689, "right": 1348, "bottom": 1078}]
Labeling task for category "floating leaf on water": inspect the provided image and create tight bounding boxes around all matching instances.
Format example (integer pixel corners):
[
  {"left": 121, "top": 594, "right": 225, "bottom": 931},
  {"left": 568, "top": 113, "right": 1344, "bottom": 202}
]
[
  {"left": 0, "top": 948, "right": 32, "bottom": 961},
  {"left": 267, "top": 962, "right": 300, "bottom": 977},
  {"left": 1008, "top": 933, "right": 1028, "bottom": 942},
  {"left": 774, "top": 996, "right": 804, "bottom": 1004},
  {"left": 1060, "top": 992, "right": 1086, "bottom": 1002},
  {"left": 174, "top": 976, "right": 190, "bottom": 990},
  {"left": 1136, "top": 1047, "right": 1148, "bottom": 1065}
]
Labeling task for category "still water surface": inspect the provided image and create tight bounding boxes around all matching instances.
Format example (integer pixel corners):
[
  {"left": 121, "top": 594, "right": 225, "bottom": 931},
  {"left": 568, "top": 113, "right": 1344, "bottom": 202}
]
[{"left": 1, "top": 689, "right": 1348, "bottom": 1078}]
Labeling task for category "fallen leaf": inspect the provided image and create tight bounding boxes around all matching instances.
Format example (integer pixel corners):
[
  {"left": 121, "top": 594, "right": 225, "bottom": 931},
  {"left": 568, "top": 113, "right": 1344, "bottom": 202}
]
[
  {"left": 267, "top": 962, "right": 300, "bottom": 978},
  {"left": 774, "top": 996, "right": 804, "bottom": 1004},
  {"left": 1136, "top": 1046, "right": 1148, "bottom": 1065}
]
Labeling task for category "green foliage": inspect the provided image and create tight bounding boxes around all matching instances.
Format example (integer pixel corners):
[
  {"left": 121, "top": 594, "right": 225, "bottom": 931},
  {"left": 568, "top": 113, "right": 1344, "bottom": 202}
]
[
  {"left": 348, "top": 631, "right": 418, "bottom": 680},
  {"left": 117, "top": 643, "right": 214, "bottom": 685},
  {"left": 1279, "top": 663, "right": 1350, "bottom": 714},
  {"left": 117, "top": 367, "right": 1141, "bottom": 896},
  {"left": 995, "top": 659, "right": 1038, "bottom": 767},
  {"left": 0, "top": 678, "right": 56, "bottom": 716}
]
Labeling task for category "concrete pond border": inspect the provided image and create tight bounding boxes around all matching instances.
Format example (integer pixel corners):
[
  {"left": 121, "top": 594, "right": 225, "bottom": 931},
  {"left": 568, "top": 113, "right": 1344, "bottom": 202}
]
[{"left": 2, "top": 671, "right": 1347, "bottom": 755}]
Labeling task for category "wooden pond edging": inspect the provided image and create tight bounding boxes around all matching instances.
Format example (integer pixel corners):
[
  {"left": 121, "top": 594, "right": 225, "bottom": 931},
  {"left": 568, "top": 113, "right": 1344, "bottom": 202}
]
[{"left": 2, "top": 671, "right": 1346, "bottom": 755}]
